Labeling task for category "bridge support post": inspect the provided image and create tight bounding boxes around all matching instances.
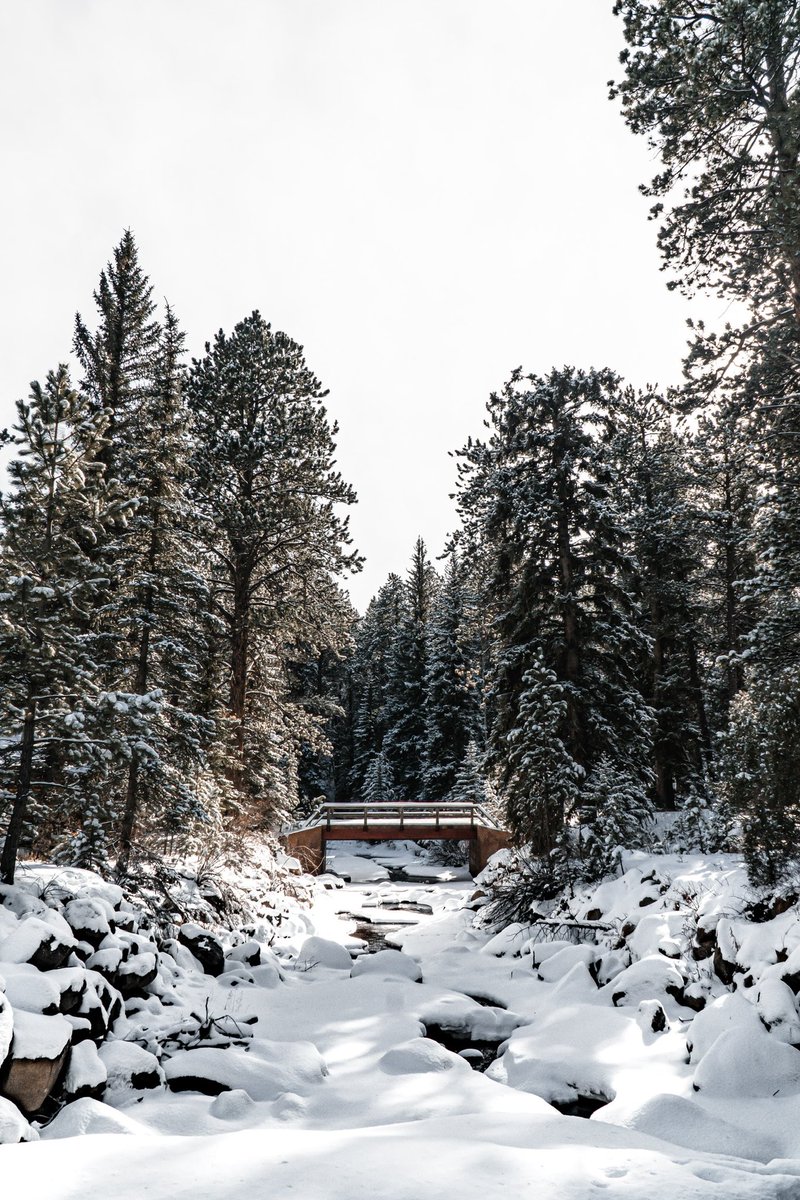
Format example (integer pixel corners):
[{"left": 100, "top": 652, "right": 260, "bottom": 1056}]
[
  {"left": 469, "top": 827, "right": 512, "bottom": 876},
  {"left": 281, "top": 826, "right": 325, "bottom": 875}
]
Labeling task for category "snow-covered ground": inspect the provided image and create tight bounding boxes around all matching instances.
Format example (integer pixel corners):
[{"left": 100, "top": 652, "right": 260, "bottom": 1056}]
[{"left": 3, "top": 841, "right": 800, "bottom": 1198}]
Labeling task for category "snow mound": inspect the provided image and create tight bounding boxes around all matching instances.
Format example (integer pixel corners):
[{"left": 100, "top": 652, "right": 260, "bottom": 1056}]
[
  {"left": 295, "top": 936, "right": 353, "bottom": 972},
  {"left": 610, "top": 1092, "right": 781, "bottom": 1162},
  {"left": 351, "top": 949, "right": 422, "bottom": 981},
  {"left": 0, "top": 1095, "right": 37, "bottom": 1144},
  {"left": 380, "top": 1037, "right": 471, "bottom": 1074},
  {"left": 693, "top": 1024, "right": 800, "bottom": 1097},
  {"left": 40, "top": 1097, "right": 153, "bottom": 1139},
  {"left": 163, "top": 1039, "right": 328, "bottom": 1100},
  {"left": 100, "top": 1040, "right": 165, "bottom": 1091}
]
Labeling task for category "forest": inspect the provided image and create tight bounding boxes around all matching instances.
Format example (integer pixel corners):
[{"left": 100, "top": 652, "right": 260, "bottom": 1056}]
[{"left": 2, "top": 1, "right": 800, "bottom": 903}]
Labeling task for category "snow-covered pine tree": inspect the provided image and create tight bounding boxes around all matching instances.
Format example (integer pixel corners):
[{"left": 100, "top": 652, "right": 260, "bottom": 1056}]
[
  {"left": 348, "top": 574, "right": 407, "bottom": 800},
  {"left": 382, "top": 538, "right": 439, "bottom": 801},
  {"left": 611, "top": 390, "right": 712, "bottom": 809},
  {"left": 0, "top": 367, "right": 109, "bottom": 881},
  {"left": 503, "top": 656, "right": 583, "bottom": 856},
  {"left": 74, "top": 236, "right": 211, "bottom": 871},
  {"left": 455, "top": 366, "right": 655, "bottom": 855},
  {"left": 361, "top": 750, "right": 396, "bottom": 804},
  {"left": 580, "top": 756, "right": 653, "bottom": 878},
  {"left": 422, "top": 556, "right": 482, "bottom": 801},
  {"left": 185, "top": 312, "right": 359, "bottom": 825}
]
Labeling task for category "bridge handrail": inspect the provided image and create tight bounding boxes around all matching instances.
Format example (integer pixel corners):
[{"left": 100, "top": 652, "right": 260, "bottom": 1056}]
[{"left": 290, "top": 800, "right": 502, "bottom": 833}]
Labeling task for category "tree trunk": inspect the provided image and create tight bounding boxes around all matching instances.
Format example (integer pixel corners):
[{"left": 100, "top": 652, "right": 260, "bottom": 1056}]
[{"left": 1, "top": 697, "right": 37, "bottom": 885}]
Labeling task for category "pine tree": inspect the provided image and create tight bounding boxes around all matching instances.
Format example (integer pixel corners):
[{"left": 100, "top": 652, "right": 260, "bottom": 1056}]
[
  {"left": 611, "top": 390, "right": 712, "bottom": 807},
  {"left": 423, "top": 556, "right": 481, "bottom": 801},
  {"left": 361, "top": 750, "right": 396, "bottom": 804},
  {"left": 382, "top": 538, "right": 439, "bottom": 801},
  {"left": 456, "top": 365, "right": 655, "bottom": 853},
  {"left": 581, "top": 757, "right": 653, "bottom": 878},
  {"left": 185, "top": 312, "right": 359, "bottom": 824},
  {"left": 0, "top": 368, "right": 108, "bottom": 881},
  {"left": 348, "top": 574, "right": 407, "bottom": 799},
  {"left": 73, "top": 236, "right": 211, "bottom": 871}
]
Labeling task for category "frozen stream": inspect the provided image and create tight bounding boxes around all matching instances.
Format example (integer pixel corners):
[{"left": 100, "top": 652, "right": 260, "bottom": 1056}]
[{"left": 10, "top": 842, "right": 800, "bottom": 1200}]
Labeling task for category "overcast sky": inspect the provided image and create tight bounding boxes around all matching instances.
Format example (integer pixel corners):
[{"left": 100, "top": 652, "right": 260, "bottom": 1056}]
[{"left": 0, "top": 1, "right": 722, "bottom": 611}]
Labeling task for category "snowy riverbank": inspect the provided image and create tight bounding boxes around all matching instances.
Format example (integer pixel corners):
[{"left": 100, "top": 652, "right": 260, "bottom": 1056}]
[{"left": 2, "top": 841, "right": 800, "bottom": 1198}]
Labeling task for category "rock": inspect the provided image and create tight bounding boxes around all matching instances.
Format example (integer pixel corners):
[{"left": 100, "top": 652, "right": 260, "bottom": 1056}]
[
  {"left": 115, "top": 953, "right": 158, "bottom": 997},
  {"left": 693, "top": 1024, "right": 800, "bottom": 1097},
  {"left": 0, "top": 1095, "right": 37, "bottom": 1144},
  {"left": 0, "top": 917, "right": 76, "bottom": 971},
  {"left": 713, "top": 945, "right": 739, "bottom": 986},
  {"left": 295, "top": 936, "right": 353, "bottom": 972},
  {"left": 63, "top": 898, "right": 112, "bottom": 948},
  {"left": 1, "top": 1010, "right": 72, "bottom": 1115},
  {"left": 585, "top": 908, "right": 603, "bottom": 922},
  {"left": 62, "top": 1039, "right": 107, "bottom": 1102},
  {"left": 1, "top": 964, "right": 61, "bottom": 1015},
  {"left": 40, "top": 1097, "right": 150, "bottom": 1139},
  {"left": 637, "top": 999, "right": 667, "bottom": 1034},
  {"left": 756, "top": 977, "right": 800, "bottom": 1044},
  {"left": 380, "top": 1038, "right": 471, "bottom": 1074},
  {"left": 226, "top": 941, "right": 261, "bottom": 968},
  {"left": 164, "top": 1039, "right": 327, "bottom": 1100},
  {"left": 178, "top": 924, "right": 225, "bottom": 977},
  {"left": 210, "top": 1088, "right": 257, "bottom": 1120},
  {"left": 99, "top": 1040, "right": 164, "bottom": 1092},
  {"left": 351, "top": 949, "right": 422, "bottom": 982}
]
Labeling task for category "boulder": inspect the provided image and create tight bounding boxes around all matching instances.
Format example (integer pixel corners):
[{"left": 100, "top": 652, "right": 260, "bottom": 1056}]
[
  {"left": 63, "top": 898, "right": 113, "bottom": 948},
  {"left": 178, "top": 924, "right": 225, "bottom": 977},
  {"left": 1, "top": 1010, "right": 72, "bottom": 1115},
  {"left": 164, "top": 1038, "right": 327, "bottom": 1100},
  {"left": 380, "top": 1038, "right": 471, "bottom": 1074},
  {"left": 351, "top": 949, "right": 422, "bottom": 982},
  {"left": 295, "top": 936, "right": 352, "bottom": 972},
  {"left": 226, "top": 941, "right": 262, "bottom": 968},
  {"left": 693, "top": 1024, "right": 800, "bottom": 1097},
  {"left": 0, "top": 917, "right": 76, "bottom": 971},
  {"left": 62, "top": 1039, "right": 107, "bottom": 1102},
  {"left": 1, "top": 964, "right": 61, "bottom": 1015},
  {"left": 99, "top": 1040, "right": 164, "bottom": 1092},
  {"left": 40, "top": 1097, "right": 150, "bottom": 1139}
]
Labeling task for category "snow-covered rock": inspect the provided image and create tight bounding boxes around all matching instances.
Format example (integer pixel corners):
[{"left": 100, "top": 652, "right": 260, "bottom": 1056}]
[
  {"left": 351, "top": 949, "right": 422, "bottom": 982},
  {"left": 296, "top": 936, "right": 353, "bottom": 972},
  {"left": 380, "top": 1038, "right": 471, "bottom": 1074},
  {"left": 63, "top": 1039, "right": 107, "bottom": 1102},
  {"left": 0, "top": 1095, "right": 37, "bottom": 1144},
  {"left": 40, "top": 1097, "right": 152, "bottom": 1139},
  {"left": 693, "top": 1024, "right": 800, "bottom": 1097},
  {"left": 99, "top": 1040, "right": 164, "bottom": 1092},
  {"left": 609, "top": 1093, "right": 780, "bottom": 1162},
  {"left": 163, "top": 1039, "right": 327, "bottom": 1100}
]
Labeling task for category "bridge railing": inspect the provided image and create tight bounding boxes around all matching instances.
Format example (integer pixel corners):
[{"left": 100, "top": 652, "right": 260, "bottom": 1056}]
[{"left": 291, "top": 801, "right": 502, "bottom": 833}]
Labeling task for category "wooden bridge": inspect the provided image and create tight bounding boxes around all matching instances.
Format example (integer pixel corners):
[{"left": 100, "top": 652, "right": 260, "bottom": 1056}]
[{"left": 281, "top": 802, "right": 511, "bottom": 877}]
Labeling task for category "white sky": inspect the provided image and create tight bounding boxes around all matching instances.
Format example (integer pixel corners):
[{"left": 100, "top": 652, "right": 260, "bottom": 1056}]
[{"left": 0, "top": 1, "right": 725, "bottom": 611}]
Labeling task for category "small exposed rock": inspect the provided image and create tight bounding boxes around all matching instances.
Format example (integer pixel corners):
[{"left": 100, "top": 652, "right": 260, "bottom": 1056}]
[{"left": 178, "top": 924, "right": 225, "bottom": 977}]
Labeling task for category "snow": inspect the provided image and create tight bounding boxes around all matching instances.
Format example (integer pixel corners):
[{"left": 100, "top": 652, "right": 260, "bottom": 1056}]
[
  {"left": 10, "top": 1009, "right": 72, "bottom": 1060},
  {"left": 2, "top": 844, "right": 800, "bottom": 1198}
]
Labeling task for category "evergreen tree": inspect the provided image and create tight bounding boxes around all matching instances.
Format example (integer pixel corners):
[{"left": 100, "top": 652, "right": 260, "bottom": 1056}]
[
  {"left": 423, "top": 556, "right": 481, "bottom": 801},
  {"left": 185, "top": 312, "right": 359, "bottom": 824},
  {"left": 73, "top": 236, "right": 211, "bottom": 871},
  {"left": 348, "top": 574, "right": 407, "bottom": 799},
  {"left": 0, "top": 368, "right": 108, "bottom": 881},
  {"left": 611, "top": 390, "right": 712, "bottom": 807},
  {"left": 361, "top": 750, "right": 396, "bottom": 804},
  {"left": 456, "top": 366, "right": 655, "bottom": 853},
  {"left": 383, "top": 538, "right": 439, "bottom": 801}
]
